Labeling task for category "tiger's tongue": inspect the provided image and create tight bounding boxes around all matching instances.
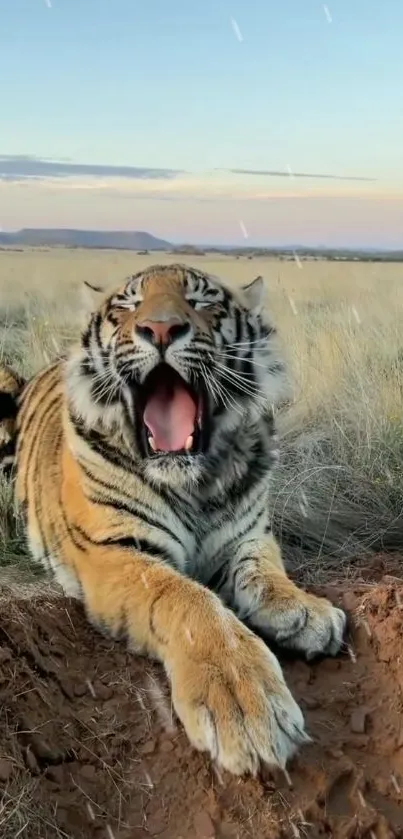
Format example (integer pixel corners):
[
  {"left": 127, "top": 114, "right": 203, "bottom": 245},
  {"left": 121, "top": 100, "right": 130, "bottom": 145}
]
[{"left": 143, "top": 380, "right": 197, "bottom": 452}]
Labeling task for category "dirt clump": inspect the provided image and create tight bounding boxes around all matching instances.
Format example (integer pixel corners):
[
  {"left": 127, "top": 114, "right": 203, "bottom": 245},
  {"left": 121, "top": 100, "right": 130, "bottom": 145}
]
[{"left": 0, "top": 578, "right": 403, "bottom": 838}]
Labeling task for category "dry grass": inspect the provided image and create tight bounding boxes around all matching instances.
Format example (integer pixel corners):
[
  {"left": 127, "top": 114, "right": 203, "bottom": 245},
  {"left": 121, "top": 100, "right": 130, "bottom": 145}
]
[
  {"left": 1, "top": 247, "right": 403, "bottom": 581},
  {"left": 0, "top": 775, "right": 72, "bottom": 839}
]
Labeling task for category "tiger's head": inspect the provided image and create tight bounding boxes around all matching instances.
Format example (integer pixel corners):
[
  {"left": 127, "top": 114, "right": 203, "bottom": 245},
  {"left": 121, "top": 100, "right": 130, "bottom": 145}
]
[{"left": 67, "top": 264, "right": 289, "bottom": 485}]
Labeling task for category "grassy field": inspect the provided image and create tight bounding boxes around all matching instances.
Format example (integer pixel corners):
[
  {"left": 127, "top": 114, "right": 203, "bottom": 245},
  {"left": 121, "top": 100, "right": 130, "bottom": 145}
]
[{"left": 1, "top": 247, "right": 403, "bottom": 582}]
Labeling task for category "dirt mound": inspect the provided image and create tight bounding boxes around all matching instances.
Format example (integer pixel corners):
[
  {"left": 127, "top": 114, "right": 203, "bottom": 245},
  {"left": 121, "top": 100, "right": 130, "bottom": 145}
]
[{"left": 1, "top": 578, "right": 403, "bottom": 839}]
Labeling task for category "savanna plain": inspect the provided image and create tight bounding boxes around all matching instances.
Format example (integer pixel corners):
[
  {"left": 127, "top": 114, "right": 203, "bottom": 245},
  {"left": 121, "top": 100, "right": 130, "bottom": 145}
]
[{"left": 1, "top": 248, "right": 403, "bottom": 838}]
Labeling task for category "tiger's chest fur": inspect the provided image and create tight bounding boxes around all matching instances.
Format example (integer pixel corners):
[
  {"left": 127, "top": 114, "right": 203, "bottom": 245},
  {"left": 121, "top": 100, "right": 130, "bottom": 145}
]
[
  {"left": 71, "top": 411, "right": 279, "bottom": 589},
  {"left": 133, "top": 474, "right": 273, "bottom": 586}
]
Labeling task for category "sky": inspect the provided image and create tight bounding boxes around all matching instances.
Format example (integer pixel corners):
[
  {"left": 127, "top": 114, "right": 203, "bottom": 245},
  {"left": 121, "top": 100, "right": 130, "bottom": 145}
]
[{"left": 0, "top": 0, "right": 402, "bottom": 247}]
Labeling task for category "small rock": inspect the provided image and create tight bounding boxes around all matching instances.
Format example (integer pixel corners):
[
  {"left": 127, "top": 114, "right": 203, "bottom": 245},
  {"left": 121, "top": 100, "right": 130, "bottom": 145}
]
[
  {"left": 25, "top": 746, "right": 39, "bottom": 774},
  {"left": 60, "top": 680, "right": 75, "bottom": 699},
  {"left": 220, "top": 823, "right": 238, "bottom": 838},
  {"left": 0, "top": 758, "right": 13, "bottom": 782},
  {"left": 73, "top": 682, "right": 88, "bottom": 697},
  {"left": 194, "top": 811, "right": 215, "bottom": 838},
  {"left": 93, "top": 681, "right": 113, "bottom": 701},
  {"left": 146, "top": 809, "right": 167, "bottom": 835},
  {"left": 45, "top": 765, "right": 65, "bottom": 785},
  {"left": 318, "top": 585, "right": 341, "bottom": 604},
  {"left": 0, "top": 648, "right": 12, "bottom": 664},
  {"left": 28, "top": 734, "right": 65, "bottom": 763},
  {"left": 80, "top": 764, "right": 96, "bottom": 780},
  {"left": 160, "top": 740, "right": 174, "bottom": 752},
  {"left": 139, "top": 739, "right": 156, "bottom": 755},
  {"left": 327, "top": 748, "right": 345, "bottom": 760},
  {"left": 342, "top": 591, "right": 358, "bottom": 612},
  {"left": 350, "top": 734, "right": 369, "bottom": 749},
  {"left": 56, "top": 808, "right": 68, "bottom": 825},
  {"left": 350, "top": 708, "right": 369, "bottom": 734},
  {"left": 301, "top": 696, "right": 320, "bottom": 710}
]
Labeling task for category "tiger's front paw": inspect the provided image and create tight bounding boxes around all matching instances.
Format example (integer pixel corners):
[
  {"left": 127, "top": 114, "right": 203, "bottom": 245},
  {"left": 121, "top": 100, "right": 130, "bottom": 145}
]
[
  {"left": 166, "top": 610, "right": 309, "bottom": 776},
  {"left": 251, "top": 588, "right": 347, "bottom": 660}
]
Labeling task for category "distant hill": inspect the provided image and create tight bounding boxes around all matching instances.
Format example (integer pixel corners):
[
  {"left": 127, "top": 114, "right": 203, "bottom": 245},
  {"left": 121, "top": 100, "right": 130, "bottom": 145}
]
[
  {"left": 0, "top": 230, "right": 401, "bottom": 262},
  {"left": 170, "top": 244, "right": 206, "bottom": 256},
  {"left": 0, "top": 228, "right": 171, "bottom": 251}
]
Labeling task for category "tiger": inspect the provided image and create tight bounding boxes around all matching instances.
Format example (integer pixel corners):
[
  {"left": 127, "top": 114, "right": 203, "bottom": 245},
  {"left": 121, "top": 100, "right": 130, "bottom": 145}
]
[{"left": 0, "top": 263, "right": 346, "bottom": 776}]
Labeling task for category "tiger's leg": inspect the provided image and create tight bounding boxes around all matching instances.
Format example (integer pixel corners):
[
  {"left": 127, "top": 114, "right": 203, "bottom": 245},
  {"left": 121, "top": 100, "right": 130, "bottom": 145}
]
[
  {"left": 217, "top": 531, "right": 346, "bottom": 660},
  {"left": 74, "top": 544, "right": 309, "bottom": 775}
]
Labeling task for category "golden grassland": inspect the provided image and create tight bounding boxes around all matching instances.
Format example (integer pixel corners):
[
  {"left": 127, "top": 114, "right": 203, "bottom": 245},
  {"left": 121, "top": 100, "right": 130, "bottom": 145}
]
[{"left": 1, "top": 247, "right": 403, "bottom": 579}]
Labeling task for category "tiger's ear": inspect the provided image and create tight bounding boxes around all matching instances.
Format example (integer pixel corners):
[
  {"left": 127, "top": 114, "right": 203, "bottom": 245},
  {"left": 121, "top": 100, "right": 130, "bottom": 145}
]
[
  {"left": 80, "top": 280, "right": 105, "bottom": 316},
  {"left": 242, "top": 275, "right": 265, "bottom": 312}
]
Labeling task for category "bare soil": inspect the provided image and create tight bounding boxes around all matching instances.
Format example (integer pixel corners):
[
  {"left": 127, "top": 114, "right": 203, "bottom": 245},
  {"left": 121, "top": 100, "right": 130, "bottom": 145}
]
[{"left": 1, "top": 566, "right": 403, "bottom": 838}]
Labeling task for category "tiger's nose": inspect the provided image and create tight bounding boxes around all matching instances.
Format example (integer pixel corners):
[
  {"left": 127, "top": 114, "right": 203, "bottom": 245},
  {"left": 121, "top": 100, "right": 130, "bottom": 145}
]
[{"left": 135, "top": 318, "right": 190, "bottom": 346}]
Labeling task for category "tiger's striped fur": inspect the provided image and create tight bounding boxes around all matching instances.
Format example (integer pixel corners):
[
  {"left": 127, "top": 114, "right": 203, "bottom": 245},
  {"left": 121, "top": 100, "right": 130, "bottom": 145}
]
[{"left": 0, "top": 264, "right": 346, "bottom": 775}]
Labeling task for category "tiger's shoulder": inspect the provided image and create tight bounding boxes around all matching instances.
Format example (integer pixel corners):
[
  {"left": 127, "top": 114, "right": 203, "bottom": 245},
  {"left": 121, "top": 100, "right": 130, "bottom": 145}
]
[
  {"left": 0, "top": 360, "right": 64, "bottom": 477},
  {"left": 0, "top": 362, "right": 25, "bottom": 400},
  {"left": 0, "top": 363, "right": 26, "bottom": 475}
]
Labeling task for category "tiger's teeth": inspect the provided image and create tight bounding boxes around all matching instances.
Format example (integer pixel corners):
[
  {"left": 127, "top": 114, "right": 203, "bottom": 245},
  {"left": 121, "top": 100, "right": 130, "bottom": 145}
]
[
  {"left": 185, "top": 435, "right": 193, "bottom": 451},
  {"left": 148, "top": 436, "right": 157, "bottom": 451}
]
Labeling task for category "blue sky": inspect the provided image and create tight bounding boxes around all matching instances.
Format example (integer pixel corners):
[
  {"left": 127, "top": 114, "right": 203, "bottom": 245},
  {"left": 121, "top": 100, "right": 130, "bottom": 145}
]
[{"left": 0, "top": 0, "right": 402, "bottom": 246}]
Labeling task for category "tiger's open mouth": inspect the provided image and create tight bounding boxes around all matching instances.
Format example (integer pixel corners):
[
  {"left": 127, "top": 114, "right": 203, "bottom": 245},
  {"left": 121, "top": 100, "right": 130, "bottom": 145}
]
[{"left": 136, "top": 364, "right": 208, "bottom": 457}]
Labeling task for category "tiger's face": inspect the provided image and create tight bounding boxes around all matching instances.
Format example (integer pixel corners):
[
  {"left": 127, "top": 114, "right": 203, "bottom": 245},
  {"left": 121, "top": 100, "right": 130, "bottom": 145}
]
[{"left": 69, "top": 264, "right": 288, "bottom": 483}]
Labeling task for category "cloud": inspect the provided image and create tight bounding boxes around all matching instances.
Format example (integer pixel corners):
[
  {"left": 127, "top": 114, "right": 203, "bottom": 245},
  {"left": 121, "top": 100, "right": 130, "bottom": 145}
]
[
  {"left": 1, "top": 153, "right": 396, "bottom": 204},
  {"left": 227, "top": 167, "right": 377, "bottom": 182},
  {"left": 0, "top": 154, "right": 183, "bottom": 181}
]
